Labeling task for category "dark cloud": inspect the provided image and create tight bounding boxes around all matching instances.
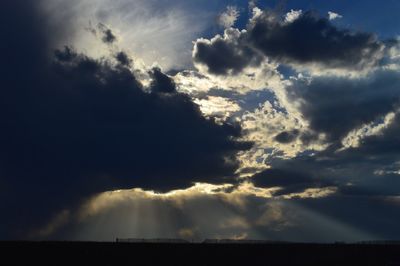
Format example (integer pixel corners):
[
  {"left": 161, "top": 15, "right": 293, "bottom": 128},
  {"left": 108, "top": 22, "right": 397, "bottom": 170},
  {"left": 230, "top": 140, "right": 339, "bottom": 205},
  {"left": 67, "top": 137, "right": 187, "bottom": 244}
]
[
  {"left": 149, "top": 68, "right": 177, "bottom": 93},
  {"left": 355, "top": 113, "right": 400, "bottom": 155},
  {"left": 0, "top": 1, "right": 251, "bottom": 239},
  {"left": 252, "top": 168, "right": 333, "bottom": 196},
  {"left": 115, "top": 51, "right": 132, "bottom": 67},
  {"left": 283, "top": 196, "right": 400, "bottom": 242},
  {"left": 98, "top": 23, "right": 116, "bottom": 44},
  {"left": 248, "top": 10, "right": 384, "bottom": 68},
  {"left": 193, "top": 29, "right": 263, "bottom": 75},
  {"left": 286, "top": 70, "right": 400, "bottom": 142},
  {"left": 193, "top": 9, "right": 388, "bottom": 75},
  {"left": 246, "top": 50, "right": 400, "bottom": 238},
  {"left": 275, "top": 130, "right": 299, "bottom": 144}
]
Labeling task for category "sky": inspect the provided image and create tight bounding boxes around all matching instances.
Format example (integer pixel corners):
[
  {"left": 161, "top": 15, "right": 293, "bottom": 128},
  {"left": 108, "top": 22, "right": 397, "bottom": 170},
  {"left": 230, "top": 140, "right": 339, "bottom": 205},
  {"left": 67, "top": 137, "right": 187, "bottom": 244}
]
[{"left": 1, "top": 0, "right": 400, "bottom": 242}]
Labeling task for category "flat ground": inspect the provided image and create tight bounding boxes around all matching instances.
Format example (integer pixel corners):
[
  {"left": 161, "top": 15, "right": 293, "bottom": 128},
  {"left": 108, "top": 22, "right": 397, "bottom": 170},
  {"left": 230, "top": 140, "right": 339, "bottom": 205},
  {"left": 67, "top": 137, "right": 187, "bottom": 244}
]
[{"left": 1, "top": 242, "right": 400, "bottom": 265}]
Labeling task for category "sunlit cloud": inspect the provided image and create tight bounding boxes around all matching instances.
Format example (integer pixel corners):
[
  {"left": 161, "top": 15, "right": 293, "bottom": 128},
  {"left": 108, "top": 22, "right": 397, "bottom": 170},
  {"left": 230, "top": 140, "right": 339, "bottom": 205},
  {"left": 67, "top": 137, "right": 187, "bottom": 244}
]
[
  {"left": 41, "top": 183, "right": 380, "bottom": 242},
  {"left": 217, "top": 6, "right": 240, "bottom": 29},
  {"left": 341, "top": 111, "right": 397, "bottom": 149},
  {"left": 284, "top": 10, "right": 302, "bottom": 24},
  {"left": 194, "top": 96, "right": 241, "bottom": 121},
  {"left": 328, "top": 11, "right": 343, "bottom": 21},
  {"left": 43, "top": 0, "right": 214, "bottom": 70}
]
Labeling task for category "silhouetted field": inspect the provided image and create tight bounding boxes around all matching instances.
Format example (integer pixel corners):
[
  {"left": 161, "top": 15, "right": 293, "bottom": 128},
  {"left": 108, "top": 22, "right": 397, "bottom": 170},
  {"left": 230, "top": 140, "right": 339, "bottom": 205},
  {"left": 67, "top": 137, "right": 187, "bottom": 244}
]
[{"left": 1, "top": 241, "right": 400, "bottom": 265}]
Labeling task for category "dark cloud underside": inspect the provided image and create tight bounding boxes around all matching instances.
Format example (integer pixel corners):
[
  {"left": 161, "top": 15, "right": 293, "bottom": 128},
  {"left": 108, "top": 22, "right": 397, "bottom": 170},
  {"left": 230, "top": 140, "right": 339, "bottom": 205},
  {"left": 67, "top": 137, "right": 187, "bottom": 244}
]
[
  {"left": 193, "top": 29, "right": 262, "bottom": 75},
  {"left": 248, "top": 11, "right": 384, "bottom": 68},
  {"left": 0, "top": 0, "right": 251, "bottom": 239},
  {"left": 193, "top": 10, "right": 386, "bottom": 75},
  {"left": 252, "top": 168, "right": 333, "bottom": 196},
  {"left": 286, "top": 70, "right": 400, "bottom": 143}
]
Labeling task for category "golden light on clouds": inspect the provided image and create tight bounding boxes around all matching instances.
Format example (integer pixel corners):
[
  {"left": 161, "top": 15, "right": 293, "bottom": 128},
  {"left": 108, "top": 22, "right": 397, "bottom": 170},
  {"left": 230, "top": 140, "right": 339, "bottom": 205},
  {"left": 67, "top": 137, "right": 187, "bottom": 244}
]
[
  {"left": 78, "top": 181, "right": 338, "bottom": 224},
  {"left": 194, "top": 96, "right": 241, "bottom": 121}
]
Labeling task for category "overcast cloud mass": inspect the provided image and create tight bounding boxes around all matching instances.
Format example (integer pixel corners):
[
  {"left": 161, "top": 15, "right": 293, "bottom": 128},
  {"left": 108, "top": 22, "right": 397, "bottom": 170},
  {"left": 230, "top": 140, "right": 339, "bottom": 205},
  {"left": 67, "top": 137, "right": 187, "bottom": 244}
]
[{"left": 1, "top": 0, "right": 400, "bottom": 242}]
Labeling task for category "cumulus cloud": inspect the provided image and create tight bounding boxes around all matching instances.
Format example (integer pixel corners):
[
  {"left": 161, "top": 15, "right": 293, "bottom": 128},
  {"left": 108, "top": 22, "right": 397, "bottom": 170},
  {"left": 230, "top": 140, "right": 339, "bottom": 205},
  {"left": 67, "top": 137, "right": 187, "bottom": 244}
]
[
  {"left": 0, "top": 0, "right": 251, "bottom": 239},
  {"left": 248, "top": 10, "right": 385, "bottom": 71},
  {"left": 341, "top": 111, "right": 397, "bottom": 149},
  {"left": 149, "top": 67, "right": 177, "bottom": 93},
  {"left": 217, "top": 6, "right": 240, "bottom": 28},
  {"left": 328, "top": 11, "right": 343, "bottom": 21},
  {"left": 252, "top": 110, "right": 400, "bottom": 200},
  {"left": 194, "top": 96, "right": 241, "bottom": 122},
  {"left": 193, "top": 9, "right": 389, "bottom": 75},
  {"left": 238, "top": 98, "right": 320, "bottom": 169},
  {"left": 193, "top": 28, "right": 263, "bottom": 75},
  {"left": 286, "top": 69, "right": 400, "bottom": 143},
  {"left": 245, "top": 65, "right": 400, "bottom": 202},
  {"left": 243, "top": 67, "right": 400, "bottom": 206},
  {"left": 175, "top": 60, "right": 284, "bottom": 96},
  {"left": 189, "top": 6, "right": 400, "bottom": 244},
  {"left": 352, "top": 113, "right": 400, "bottom": 159},
  {"left": 284, "top": 9, "right": 302, "bottom": 23}
]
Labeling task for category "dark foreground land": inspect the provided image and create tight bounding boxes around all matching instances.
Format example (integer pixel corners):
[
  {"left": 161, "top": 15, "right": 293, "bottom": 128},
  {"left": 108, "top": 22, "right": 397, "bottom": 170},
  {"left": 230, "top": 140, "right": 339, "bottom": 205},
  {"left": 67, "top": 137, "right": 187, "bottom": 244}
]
[{"left": 1, "top": 241, "right": 400, "bottom": 266}]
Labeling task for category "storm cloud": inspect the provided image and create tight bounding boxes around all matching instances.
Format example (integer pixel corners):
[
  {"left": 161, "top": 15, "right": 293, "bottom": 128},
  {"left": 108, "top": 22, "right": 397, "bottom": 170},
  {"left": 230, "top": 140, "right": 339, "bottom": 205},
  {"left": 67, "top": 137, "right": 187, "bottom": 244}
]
[
  {"left": 286, "top": 69, "right": 400, "bottom": 143},
  {"left": 193, "top": 9, "right": 388, "bottom": 75},
  {"left": 0, "top": 1, "right": 251, "bottom": 238},
  {"left": 252, "top": 168, "right": 334, "bottom": 196},
  {"left": 248, "top": 10, "right": 384, "bottom": 69},
  {"left": 193, "top": 28, "right": 262, "bottom": 75}
]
